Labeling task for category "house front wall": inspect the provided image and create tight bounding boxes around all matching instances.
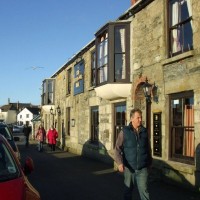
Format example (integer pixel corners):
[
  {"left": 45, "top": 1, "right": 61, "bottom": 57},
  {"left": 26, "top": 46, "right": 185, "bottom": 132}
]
[{"left": 130, "top": 0, "right": 200, "bottom": 190}]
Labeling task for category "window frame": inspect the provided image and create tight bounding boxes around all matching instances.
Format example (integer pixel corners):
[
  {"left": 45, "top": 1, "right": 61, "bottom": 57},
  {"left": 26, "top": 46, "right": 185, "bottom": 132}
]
[
  {"left": 90, "top": 106, "right": 99, "bottom": 144},
  {"left": 168, "top": 0, "right": 193, "bottom": 57},
  {"left": 169, "top": 90, "right": 194, "bottom": 164}
]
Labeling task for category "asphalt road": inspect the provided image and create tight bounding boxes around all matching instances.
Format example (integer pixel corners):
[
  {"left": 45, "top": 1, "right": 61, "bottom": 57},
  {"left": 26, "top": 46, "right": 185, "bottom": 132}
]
[{"left": 17, "top": 140, "right": 200, "bottom": 200}]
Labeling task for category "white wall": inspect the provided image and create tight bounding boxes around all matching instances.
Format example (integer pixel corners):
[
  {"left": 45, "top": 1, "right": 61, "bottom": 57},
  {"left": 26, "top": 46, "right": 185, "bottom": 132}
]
[{"left": 17, "top": 108, "right": 34, "bottom": 126}]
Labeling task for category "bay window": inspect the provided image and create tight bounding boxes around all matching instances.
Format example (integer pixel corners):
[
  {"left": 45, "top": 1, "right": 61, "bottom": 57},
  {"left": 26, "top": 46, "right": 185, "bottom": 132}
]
[
  {"left": 42, "top": 79, "right": 55, "bottom": 105},
  {"left": 95, "top": 21, "right": 130, "bottom": 86}
]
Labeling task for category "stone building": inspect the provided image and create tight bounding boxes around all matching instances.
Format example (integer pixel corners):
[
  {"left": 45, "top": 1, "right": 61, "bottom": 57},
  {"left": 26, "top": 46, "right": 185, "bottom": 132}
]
[{"left": 41, "top": 0, "right": 200, "bottom": 190}]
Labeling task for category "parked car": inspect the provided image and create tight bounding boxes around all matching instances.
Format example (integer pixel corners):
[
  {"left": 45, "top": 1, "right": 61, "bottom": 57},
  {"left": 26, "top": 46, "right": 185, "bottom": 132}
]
[
  {"left": 0, "top": 134, "right": 40, "bottom": 200},
  {"left": 12, "top": 125, "right": 24, "bottom": 134},
  {"left": 0, "top": 123, "right": 20, "bottom": 160}
]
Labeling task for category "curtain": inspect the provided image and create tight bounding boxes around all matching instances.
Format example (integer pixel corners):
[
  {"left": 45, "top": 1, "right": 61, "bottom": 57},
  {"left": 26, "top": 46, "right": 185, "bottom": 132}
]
[
  {"left": 172, "top": 1, "right": 181, "bottom": 53},
  {"left": 119, "top": 28, "right": 126, "bottom": 79},
  {"left": 184, "top": 105, "right": 194, "bottom": 157}
]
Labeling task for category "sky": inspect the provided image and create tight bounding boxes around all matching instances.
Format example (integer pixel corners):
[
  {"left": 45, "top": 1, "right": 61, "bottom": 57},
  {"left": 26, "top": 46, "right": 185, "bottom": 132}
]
[{"left": 0, "top": 0, "right": 130, "bottom": 106}]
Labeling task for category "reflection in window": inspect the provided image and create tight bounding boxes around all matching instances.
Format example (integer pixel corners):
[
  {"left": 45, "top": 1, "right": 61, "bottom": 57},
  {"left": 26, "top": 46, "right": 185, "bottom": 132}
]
[{"left": 169, "top": 0, "right": 193, "bottom": 56}]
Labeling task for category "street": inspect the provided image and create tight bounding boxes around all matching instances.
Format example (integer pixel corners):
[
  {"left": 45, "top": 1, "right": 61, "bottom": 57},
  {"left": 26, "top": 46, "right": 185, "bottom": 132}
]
[{"left": 17, "top": 140, "right": 200, "bottom": 200}]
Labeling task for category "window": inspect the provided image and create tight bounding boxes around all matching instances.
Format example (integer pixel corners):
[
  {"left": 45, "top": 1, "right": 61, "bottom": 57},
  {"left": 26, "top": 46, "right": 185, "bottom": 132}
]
[
  {"left": 26, "top": 114, "right": 29, "bottom": 118},
  {"left": 67, "top": 68, "right": 71, "bottom": 95},
  {"left": 97, "top": 32, "right": 108, "bottom": 84},
  {"left": 170, "top": 91, "right": 194, "bottom": 164},
  {"left": 114, "top": 103, "right": 126, "bottom": 148},
  {"left": 91, "top": 107, "right": 99, "bottom": 143},
  {"left": 169, "top": 0, "right": 193, "bottom": 57},
  {"left": 42, "top": 79, "right": 55, "bottom": 105},
  {"left": 95, "top": 22, "right": 130, "bottom": 86},
  {"left": 74, "top": 61, "right": 84, "bottom": 96},
  {"left": 114, "top": 26, "right": 126, "bottom": 80},
  {"left": 91, "top": 51, "right": 96, "bottom": 87},
  {"left": 66, "top": 107, "right": 70, "bottom": 136},
  {"left": 48, "top": 80, "right": 54, "bottom": 104}
]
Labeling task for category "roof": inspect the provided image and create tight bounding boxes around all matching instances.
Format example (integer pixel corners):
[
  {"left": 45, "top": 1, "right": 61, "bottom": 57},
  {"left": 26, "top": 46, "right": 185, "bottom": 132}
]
[
  {"left": 0, "top": 103, "right": 40, "bottom": 112},
  {"left": 26, "top": 107, "right": 41, "bottom": 115},
  {"left": 31, "top": 115, "right": 41, "bottom": 122}
]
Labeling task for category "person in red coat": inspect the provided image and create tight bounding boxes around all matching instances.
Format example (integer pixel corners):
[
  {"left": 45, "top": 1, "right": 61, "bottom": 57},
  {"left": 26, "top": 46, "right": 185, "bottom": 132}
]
[
  {"left": 46, "top": 125, "right": 58, "bottom": 151},
  {"left": 35, "top": 124, "right": 46, "bottom": 152}
]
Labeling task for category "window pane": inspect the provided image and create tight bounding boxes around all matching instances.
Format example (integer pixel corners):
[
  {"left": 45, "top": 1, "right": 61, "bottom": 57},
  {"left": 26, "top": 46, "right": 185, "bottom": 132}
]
[
  {"left": 115, "top": 27, "right": 125, "bottom": 53},
  {"left": 172, "top": 99, "right": 182, "bottom": 126},
  {"left": 97, "top": 38, "right": 108, "bottom": 68},
  {"left": 169, "top": 0, "right": 193, "bottom": 56},
  {"left": 183, "top": 22, "right": 193, "bottom": 51},
  {"left": 97, "top": 65, "right": 108, "bottom": 83},
  {"left": 115, "top": 54, "right": 126, "bottom": 80},
  {"left": 181, "top": 0, "right": 191, "bottom": 21},
  {"left": 170, "top": 92, "right": 194, "bottom": 163}
]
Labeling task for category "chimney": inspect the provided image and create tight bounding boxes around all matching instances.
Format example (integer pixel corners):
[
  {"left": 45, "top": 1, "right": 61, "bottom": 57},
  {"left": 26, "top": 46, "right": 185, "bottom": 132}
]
[
  {"left": 8, "top": 98, "right": 10, "bottom": 104},
  {"left": 131, "top": 0, "right": 137, "bottom": 6}
]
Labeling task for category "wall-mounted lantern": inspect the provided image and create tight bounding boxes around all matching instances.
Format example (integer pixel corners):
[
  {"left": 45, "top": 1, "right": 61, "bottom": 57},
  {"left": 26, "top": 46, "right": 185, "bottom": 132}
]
[
  {"left": 50, "top": 106, "right": 61, "bottom": 116},
  {"left": 143, "top": 78, "right": 152, "bottom": 102}
]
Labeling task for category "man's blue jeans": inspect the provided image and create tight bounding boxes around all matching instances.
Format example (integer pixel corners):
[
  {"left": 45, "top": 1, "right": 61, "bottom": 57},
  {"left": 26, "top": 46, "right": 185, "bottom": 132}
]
[{"left": 123, "top": 167, "right": 150, "bottom": 200}]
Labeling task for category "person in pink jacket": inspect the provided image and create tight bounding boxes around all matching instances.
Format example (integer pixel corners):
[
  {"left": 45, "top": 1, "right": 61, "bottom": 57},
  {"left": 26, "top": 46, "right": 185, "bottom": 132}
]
[
  {"left": 35, "top": 124, "right": 46, "bottom": 152},
  {"left": 46, "top": 125, "right": 58, "bottom": 151}
]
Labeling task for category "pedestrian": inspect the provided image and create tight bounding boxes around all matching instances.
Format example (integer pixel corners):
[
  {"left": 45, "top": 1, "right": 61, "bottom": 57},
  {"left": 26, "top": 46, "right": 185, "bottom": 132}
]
[
  {"left": 46, "top": 125, "right": 58, "bottom": 151},
  {"left": 35, "top": 124, "right": 46, "bottom": 152},
  {"left": 114, "top": 108, "right": 152, "bottom": 200},
  {"left": 23, "top": 123, "right": 31, "bottom": 148}
]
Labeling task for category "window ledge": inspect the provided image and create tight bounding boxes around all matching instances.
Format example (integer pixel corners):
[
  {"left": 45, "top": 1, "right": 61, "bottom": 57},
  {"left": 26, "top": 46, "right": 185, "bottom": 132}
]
[
  {"left": 164, "top": 160, "right": 195, "bottom": 174},
  {"left": 162, "top": 50, "right": 194, "bottom": 66}
]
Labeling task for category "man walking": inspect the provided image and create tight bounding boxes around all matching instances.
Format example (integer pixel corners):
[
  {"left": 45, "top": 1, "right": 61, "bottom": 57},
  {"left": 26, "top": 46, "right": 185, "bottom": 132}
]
[
  {"left": 23, "top": 123, "right": 31, "bottom": 148},
  {"left": 114, "top": 108, "right": 152, "bottom": 200}
]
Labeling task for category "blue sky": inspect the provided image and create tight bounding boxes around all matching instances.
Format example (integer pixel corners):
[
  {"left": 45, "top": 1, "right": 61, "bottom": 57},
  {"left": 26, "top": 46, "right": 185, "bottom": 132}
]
[{"left": 0, "top": 0, "right": 130, "bottom": 106}]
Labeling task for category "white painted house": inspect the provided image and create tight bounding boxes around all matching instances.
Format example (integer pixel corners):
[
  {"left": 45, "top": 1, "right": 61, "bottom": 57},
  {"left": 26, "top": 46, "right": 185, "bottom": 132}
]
[{"left": 17, "top": 107, "right": 40, "bottom": 126}]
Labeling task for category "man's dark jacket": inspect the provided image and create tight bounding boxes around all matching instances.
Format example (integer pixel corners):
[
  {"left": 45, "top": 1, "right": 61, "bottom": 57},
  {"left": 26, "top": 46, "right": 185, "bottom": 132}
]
[{"left": 122, "top": 124, "right": 152, "bottom": 170}]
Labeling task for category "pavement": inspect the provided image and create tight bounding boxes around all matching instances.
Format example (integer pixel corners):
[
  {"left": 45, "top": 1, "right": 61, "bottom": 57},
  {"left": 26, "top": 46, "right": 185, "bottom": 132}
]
[{"left": 17, "top": 139, "right": 200, "bottom": 200}]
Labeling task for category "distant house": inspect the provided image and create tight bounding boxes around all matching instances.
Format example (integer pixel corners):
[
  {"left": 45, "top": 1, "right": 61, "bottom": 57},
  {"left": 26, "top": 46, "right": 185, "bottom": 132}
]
[
  {"left": 17, "top": 107, "right": 40, "bottom": 126},
  {"left": 0, "top": 99, "right": 40, "bottom": 125}
]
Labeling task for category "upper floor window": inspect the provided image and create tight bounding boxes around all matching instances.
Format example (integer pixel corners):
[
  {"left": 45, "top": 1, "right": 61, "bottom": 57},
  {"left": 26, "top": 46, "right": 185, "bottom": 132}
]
[
  {"left": 97, "top": 32, "right": 108, "bottom": 84},
  {"left": 169, "top": 0, "right": 193, "bottom": 57},
  {"left": 95, "top": 22, "right": 130, "bottom": 86},
  {"left": 74, "top": 61, "right": 84, "bottom": 96},
  {"left": 115, "top": 26, "right": 126, "bottom": 81},
  {"left": 170, "top": 91, "right": 194, "bottom": 164},
  {"left": 67, "top": 68, "right": 71, "bottom": 95},
  {"left": 91, "top": 51, "right": 96, "bottom": 87},
  {"left": 26, "top": 114, "right": 29, "bottom": 118},
  {"left": 42, "top": 79, "right": 55, "bottom": 105}
]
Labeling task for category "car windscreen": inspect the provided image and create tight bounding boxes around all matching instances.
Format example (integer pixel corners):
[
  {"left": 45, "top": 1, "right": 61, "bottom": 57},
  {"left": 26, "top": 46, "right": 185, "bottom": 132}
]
[
  {"left": 0, "top": 141, "right": 20, "bottom": 182},
  {"left": 0, "top": 127, "right": 13, "bottom": 140}
]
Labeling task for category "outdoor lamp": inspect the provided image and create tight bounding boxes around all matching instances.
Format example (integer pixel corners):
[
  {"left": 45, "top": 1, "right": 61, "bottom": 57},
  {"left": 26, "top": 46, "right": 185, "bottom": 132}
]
[
  {"left": 56, "top": 106, "right": 61, "bottom": 116},
  {"left": 50, "top": 107, "right": 54, "bottom": 115},
  {"left": 143, "top": 78, "right": 152, "bottom": 102}
]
